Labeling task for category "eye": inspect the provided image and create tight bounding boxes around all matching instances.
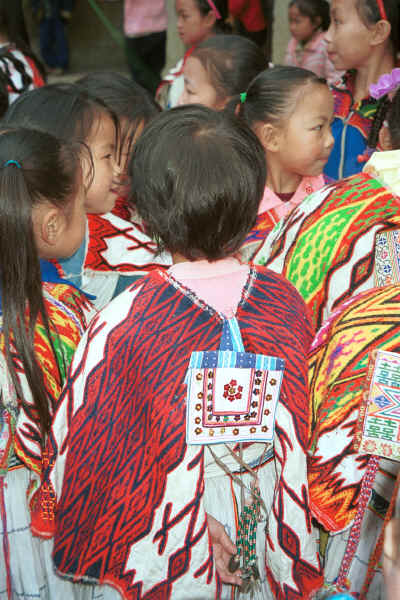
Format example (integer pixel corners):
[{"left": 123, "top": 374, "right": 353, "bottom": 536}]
[{"left": 313, "top": 125, "right": 323, "bottom": 131}]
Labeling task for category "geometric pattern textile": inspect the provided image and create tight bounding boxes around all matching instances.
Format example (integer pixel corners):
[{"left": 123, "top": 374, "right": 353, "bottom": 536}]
[
  {"left": 254, "top": 173, "right": 400, "bottom": 330},
  {"left": 49, "top": 267, "right": 323, "bottom": 599},
  {"left": 308, "top": 285, "right": 400, "bottom": 533}
]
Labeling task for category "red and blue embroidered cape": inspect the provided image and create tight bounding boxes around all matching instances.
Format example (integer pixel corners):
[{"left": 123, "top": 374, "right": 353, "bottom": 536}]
[{"left": 48, "top": 266, "right": 322, "bottom": 599}]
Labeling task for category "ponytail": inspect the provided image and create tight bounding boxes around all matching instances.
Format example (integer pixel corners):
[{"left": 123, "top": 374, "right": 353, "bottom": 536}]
[{"left": 0, "top": 128, "right": 81, "bottom": 443}]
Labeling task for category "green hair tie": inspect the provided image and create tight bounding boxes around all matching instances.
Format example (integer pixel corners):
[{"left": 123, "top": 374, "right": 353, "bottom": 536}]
[{"left": 240, "top": 92, "right": 247, "bottom": 104}]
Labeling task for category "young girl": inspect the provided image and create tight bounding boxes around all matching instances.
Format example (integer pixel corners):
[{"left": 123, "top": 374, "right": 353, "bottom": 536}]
[
  {"left": 45, "top": 105, "right": 322, "bottom": 600},
  {"left": 324, "top": 0, "right": 399, "bottom": 180},
  {"left": 0, "top": 0, "right": 45, "bottom": 104},
  {"left": 285, "top": 0, "right": 343, "bottom": 84},
  {"left": 254, "top": 82, "right": 400, "bottom": 332},
  {"left": 156, "top": 0, "right": 230, "bottom": 108},
  {"left": 4, "top": 83, "right": 170, "bottom": 308},
  {"left": 76, "top": 70, "right": 160, "bottom": 219},
  {"left": 237, "top": 65, "right": 334, "bottom": 260},
  {"left": 178, "top": 34, "right": 267, "bottom": 109},
  {"left": 0, "top": 127, "right": 95, "bottom": 599}
]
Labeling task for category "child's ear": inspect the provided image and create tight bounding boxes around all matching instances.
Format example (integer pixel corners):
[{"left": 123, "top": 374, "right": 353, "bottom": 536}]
[
  {"left": 204, "top": 9, "right": 217, "bottom": 32},
  {"left": 379, "top": 122, "right": 392, "bottom": 151},
  {"left": 42, "top": 207, "right": 65, "bottom": 246},
  {"left": 258, "top": 122, "right": 281, "bottom": 153},
  {"left": 34, "top": 204, "right": 67, "bottom": 257},
  {"left": 371, "top": 19, "right": 391, "bottom": 47}
]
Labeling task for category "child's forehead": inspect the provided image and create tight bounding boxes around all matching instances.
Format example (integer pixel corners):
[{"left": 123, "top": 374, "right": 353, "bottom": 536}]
[
  {"left": 87, "top": 113, "right": 116, "bottom": 144},
  {"left": 176, "top": 0, "right": 198, "bottom": 13},
  {"left": 330, "top": 0, "right": 357, "bottom": 16},
  {"left": 286, "top": 82, "right": 331, "bottom": 118}
]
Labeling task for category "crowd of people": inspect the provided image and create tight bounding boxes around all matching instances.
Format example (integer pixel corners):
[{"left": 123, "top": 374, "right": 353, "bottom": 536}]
[{"left": 1, "top": 0, "right": 400, "bottom": 599}]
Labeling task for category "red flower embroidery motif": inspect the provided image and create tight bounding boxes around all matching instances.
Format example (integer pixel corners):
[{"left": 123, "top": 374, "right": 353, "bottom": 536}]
[{"left": 224, "top": 379, "right": 242, "bottom": 402}]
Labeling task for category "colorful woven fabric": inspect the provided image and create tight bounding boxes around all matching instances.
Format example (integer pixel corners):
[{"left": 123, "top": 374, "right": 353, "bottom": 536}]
[
  {"left": 308, "top": 285, "right": 400, "bottom": 533},
  {"left": 324, "top": 71, "right": 386, "bottom": 180},
  {"left": 254, "top": 172, "right": 400, "bottom": 330},
  {"left": 53, "top": 209, "right": 171, "bottom": 308},
  {"left": 48, "top": 266, "right": 322, "bottom": 599},
  {"left": 240, "top": 175, "right": 326, "bottom": 262},
  {"left": 375, "top": 229, "right": 400, "bottom": 286},
  {"left": 0, "top": 282, "right": 94, "bottom": 536}
]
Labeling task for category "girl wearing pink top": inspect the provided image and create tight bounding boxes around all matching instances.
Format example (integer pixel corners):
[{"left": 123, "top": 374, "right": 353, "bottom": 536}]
[
  {"left": 285, "top": 0, "right": 342, "bottom": 85},
  {"left": 236, "top": 65, "right": 334, "bottom": 261}
]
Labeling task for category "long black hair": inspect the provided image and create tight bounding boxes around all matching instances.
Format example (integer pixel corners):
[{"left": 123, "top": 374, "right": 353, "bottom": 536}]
[{"left": 0, "top": 127, "right": 82, "bottom": 441}]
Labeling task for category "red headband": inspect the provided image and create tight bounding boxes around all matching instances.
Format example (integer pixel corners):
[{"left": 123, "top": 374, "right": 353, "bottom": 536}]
[
  {"left": 206, "top": 0, "right": 221, "bottom": 19},
  {"left": 376, "top": 0, "right": 388, "bottom": 20}
]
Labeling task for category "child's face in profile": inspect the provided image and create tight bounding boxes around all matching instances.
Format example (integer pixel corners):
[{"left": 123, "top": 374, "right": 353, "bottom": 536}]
[
  {"left": 288, "top": 3, "right": 319, "bottom": 44},
  {"left": 179, "top": 56, "right": 224, "bottom": 109},
  {"left": 84, "top": 113, "right": 119, "bottom": 214},
  {"left": 275, "top": 83, "right": 334, "bottom": 178},
  {"left": 175, "top": 0, "right": 215, "bottom": 48},
  {"left": 325, "top": 0, "right": 374, "bottom": 71}
]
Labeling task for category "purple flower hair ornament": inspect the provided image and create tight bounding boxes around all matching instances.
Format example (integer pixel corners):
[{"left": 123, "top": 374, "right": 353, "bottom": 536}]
[{"left": 370, "top": 68, "right": 400, "bottom": 99}]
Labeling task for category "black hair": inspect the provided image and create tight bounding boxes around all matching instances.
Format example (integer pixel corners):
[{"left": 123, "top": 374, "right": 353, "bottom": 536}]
[
  {"left": 3, "top": 83, "right": 119, "bottom": 188},
  {"left": 3, "top": 82, "right": 117, "bottom": 144},
  {"left": 356, "top": 0, "right": 400, "bottom": 58},
  {"left": 195, "top": 0, "right": 231, "bottom": 33},
  {"left": 386, "top": 86, "right": 400, "bottom": 148},
  {"left": 0, "top": 127, "right": 82, "bottom": 442},
  {"left": 129, "top": 105, "right": 266, "bottom": 261},
  {"left": 191, "top": 35, "right": 267, "bottom": 104},
  {"left": 0, "top": 0, "right": 46, "bottom": 88},
  {"left": 236, "top": 65, "right": 327, "bottom": 128},
  {"left": 289, "top": 0, "right": 330, "bottom": 31},
  {"left": 76, "top": 71, "right": 160, "bottom": 158}
]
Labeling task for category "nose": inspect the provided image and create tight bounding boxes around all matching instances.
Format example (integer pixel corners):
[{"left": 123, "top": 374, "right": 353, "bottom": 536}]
[
  {"left": 325, "top": 23, "right": 333, "bottom": 44},
  {"left": 326, "top": 127, "right": 334, "bottom": 150}
]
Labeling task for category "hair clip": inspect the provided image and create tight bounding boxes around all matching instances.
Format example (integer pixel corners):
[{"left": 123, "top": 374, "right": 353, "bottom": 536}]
[
  {"left": 369, "top": 68, "right": 400, "bottom": 99},
  {"left": 206, "top": 0, "right": 221, "bottom": 19},
  {"left": 3, "top": 160, "right": 21, "bottom": 168},
  {"left": 240, "top": 92, "right": 247, "bottom": 104}
]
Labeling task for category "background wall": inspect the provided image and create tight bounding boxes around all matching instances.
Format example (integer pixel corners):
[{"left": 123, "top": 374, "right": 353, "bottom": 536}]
[{"left": 23, "top": 0, "right": 291, "bottom": 74}]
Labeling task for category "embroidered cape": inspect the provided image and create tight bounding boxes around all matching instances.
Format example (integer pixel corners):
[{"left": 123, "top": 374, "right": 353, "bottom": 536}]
[
  {"left": 47, "top": 267, "right": 322, "bottom": 599},
  {"left": 53, "top": 207, "right": 171, "bottom": 308},
  {"left": 254, "top": 172, "right": 400, "bottom": 330}
]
